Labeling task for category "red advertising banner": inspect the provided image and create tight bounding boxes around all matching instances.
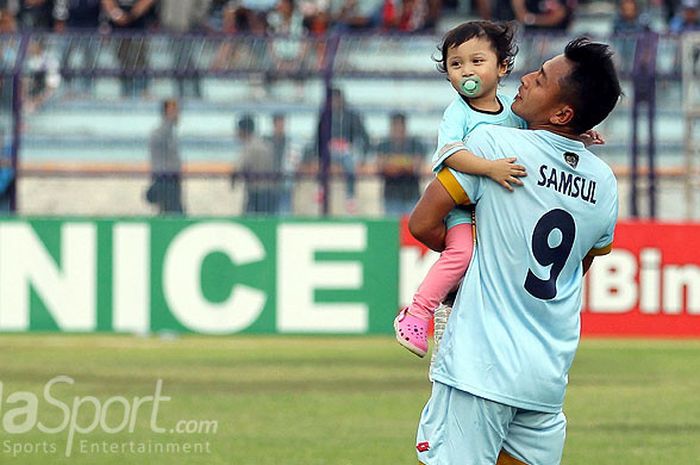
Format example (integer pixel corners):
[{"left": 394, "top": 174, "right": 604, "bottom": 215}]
[
  {"left": 581, "top": 222, "right": 700, "bottom": 338},
  {"left": 400, "top": 219, "right": 700, "bottom": 338}
]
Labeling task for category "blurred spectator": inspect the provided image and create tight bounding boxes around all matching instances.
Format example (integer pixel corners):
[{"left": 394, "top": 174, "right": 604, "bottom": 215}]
[
  {"left": 613, "top": 0, "right": 650, "bottom": 33},
  {"left": 54, "top": 0, "right": 101, "bottom": 94},
  {"left": 102, "top": 0, "right": 156, "bottom": 97},
  {"left": 483, "top": 0, "right": 571, "bottom": 31},
  {"left": 662, "top": 0, "right": 681, "bottom": 24},
  {"left": 235, "top": 0, "right": 274, "bottom": 34},
  {"left": 236, "top": 114, "right": 280, "bottom": 214},
  {"left": 159, "top": 0, "right": 210, "bottom": 33},
  {"left": 298, "top": 0, "right": 329, "bottom": 69},
  {"left": 0, "top": 148, "right": 13, "bottom": 213},
  {"left": 211, "top": 2, "right": 268, "bottom": 73},
  {"left": 477, "top": 0, "right": 513, "bottom": 21},
  {"left": 159, "top": 0, "right": 211, "bottom": 98},
  {"left": 316, "top": 88, "right": 370, "bottom": 214},
  {"left": 211, "top": 2, "right": 240, "bottom": 70},
  {"left": 54, "top": 0, "right": 100, "bottom": 30},
  {"left": 670, "top": 0, "right": 700, "bottom": 32},
  {"left": 15, "top": 0, "right": 55, "bottom": 30},
  {"left": 511, "top": 0, "right": 573, "bottom": 31},
  {"left": 0, "top": 9, "right": 16, "bottom": 111},
  {"left": 375, "top": 112, "right": 426, "bottom": 216},
  {"left": 332, "top": 0, "right": 378, "bottom": 31},
  {"left": 299, "top": 0, "right": 329, "bottom": 35},
  {"left": 268, "top": 0, "right": 308, "bottom": 97},
  {"left": 267, "top": 112, "right": 301, "bottom": 214},
  {"left": 146, "top": 99, "right": 184, "bottom": 214},
  {"left": 25, "top": 38, "right": 61, "bottom": 112},
  {"left": 379, "top": 0, "right": 430, "bottom": 32},
  {"left": 268, "top": 0, "right": 306, "bottom": 51},
  {"left": 611, "top": 0, "right": 650, "bottom": 74}
]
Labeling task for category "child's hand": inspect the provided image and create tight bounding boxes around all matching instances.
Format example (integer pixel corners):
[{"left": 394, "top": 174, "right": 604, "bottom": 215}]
[
  {"left": 487, "top": 157, "right": 527, "bottom": 192},
  {"left": 580, "top": 130, "right": 605, "bottom": 147}
]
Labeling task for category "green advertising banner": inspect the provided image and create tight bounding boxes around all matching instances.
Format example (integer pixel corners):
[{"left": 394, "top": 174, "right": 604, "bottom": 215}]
[{"left": 0, "top": 218, "right": 399, "bottom": 334}]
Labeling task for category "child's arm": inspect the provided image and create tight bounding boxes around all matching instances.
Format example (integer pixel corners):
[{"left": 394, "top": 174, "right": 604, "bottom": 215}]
[{"left": 443, "top": 149, "right": 527, "bottom": 192}]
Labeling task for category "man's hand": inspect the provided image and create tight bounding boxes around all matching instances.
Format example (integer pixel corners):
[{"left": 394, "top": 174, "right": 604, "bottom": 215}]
[{"left": 486, "top": 157, "right": 527, "bottom": 192}]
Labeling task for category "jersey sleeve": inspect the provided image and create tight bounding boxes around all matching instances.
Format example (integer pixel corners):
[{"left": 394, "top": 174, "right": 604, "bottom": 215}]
[
  {"left": 436, "top": 124, "right": 503, "bottom": 204},
  {"left": 432, "top": 100, "right": 470, "bottom": 173},
  {"left": 588, "top": 176, "right": 619, "bottom": 256},
  {"left": 436, "top": 166, "right": 483, "bottom": 206}
]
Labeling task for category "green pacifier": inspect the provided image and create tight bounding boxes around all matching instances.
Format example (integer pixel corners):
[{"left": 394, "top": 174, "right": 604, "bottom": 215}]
[{"left": 461, "top": 77, "right": 481, "bottom": 97}]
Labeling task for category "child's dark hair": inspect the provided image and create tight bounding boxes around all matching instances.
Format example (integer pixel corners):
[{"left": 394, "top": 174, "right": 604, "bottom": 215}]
[
  {"left": 434, "top": 21, "right": 518, "bottom": 76},
  {"left": 560, "top": 37, "right": 622, "bottom": 133}
]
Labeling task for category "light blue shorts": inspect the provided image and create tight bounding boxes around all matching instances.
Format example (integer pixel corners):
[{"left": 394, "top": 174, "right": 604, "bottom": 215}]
[{"left": 416, "top": 381, "right": 566, "bottom": 465}]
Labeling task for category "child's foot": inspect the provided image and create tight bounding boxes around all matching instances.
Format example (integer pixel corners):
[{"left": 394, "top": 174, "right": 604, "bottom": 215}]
[{"left": 394, "top": 308, "right": 428, "bottom": 358}]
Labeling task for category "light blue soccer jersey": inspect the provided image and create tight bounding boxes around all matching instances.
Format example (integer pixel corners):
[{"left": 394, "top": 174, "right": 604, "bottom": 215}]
[
  {"left": 431, "top": 92, "right": 527, "bottom": 173},
  {"left": 431, "top": 125, "right": 618, "bottom": 413},
  {"left": 432, "top": 92, "right": 527, "bottom": 229}
]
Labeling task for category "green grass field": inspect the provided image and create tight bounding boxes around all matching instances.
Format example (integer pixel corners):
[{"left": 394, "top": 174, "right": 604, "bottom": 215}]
[{"left": 0, "top": 335, "right": 699, "bottom": 465}]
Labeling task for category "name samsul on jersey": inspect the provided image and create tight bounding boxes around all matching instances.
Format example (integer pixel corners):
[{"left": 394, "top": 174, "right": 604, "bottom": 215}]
[{"left": 536, "top": 164, "right": 597, "bottom": 205}]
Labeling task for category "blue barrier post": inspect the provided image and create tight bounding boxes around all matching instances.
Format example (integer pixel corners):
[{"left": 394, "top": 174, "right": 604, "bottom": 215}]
[
  {"left": 630, "top": 31, "right": 659, "bottom": 219},
  {"left": 10, "top": 34, "right": 29, "bottom": 213},
  {"left": 319, "top": 35, "right": 340, "bottom": 216}
]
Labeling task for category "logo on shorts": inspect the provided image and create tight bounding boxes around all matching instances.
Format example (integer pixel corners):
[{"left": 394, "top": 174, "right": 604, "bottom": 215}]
[
  {"left": 564, "top": 151, "right": 579, "bottom": 169},
  {"left": 416, "top": 441, "right": 430, "bottom": 452}
]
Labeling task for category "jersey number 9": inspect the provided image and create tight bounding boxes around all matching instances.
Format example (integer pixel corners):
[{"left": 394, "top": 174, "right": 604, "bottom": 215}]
[{"left": 524, "top": 209, "right": 576, "bottom": 300}]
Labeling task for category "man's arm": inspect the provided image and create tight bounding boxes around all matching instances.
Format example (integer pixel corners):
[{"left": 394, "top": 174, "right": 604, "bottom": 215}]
[
  {"left": 583, "top": 240, "right": 613, "bottom": 275},
  {"left": 408, "top": 177, "right": 463, "bottom": 252},
  {"left": 102, "top": 0, "right": 129, "bottom": 25},
  {"left": 130, "top": 0, "right": 156, "bottom": 20}
]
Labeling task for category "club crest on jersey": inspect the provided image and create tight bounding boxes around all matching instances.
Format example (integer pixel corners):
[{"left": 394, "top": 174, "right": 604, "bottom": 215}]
[
  {"left": 416, "top": 442, "right": 430, "bottom": 452},
  {"left": 564, "top": 152, "right": 579, "bottom": 169}
]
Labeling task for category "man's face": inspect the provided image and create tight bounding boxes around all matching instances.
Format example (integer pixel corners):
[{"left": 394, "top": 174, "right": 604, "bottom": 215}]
[
  {"left": 390, "top": 118, "right": 406, "bottom": 139},
  {"left": 165, "top": 102, "right": 179, "bottom": 124},
  {"left": 512, "top": 54, "right": 573, "bottom": 127},
  {"left": 273, "top": 117, "right": 285, "bottom": 135},
  {"left": 620, "top": 0, "right": 638, "bottom": 20}
]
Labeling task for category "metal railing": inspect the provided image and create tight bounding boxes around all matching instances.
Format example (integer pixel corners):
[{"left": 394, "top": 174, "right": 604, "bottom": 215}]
[{"left": 0, "top": 31, "right": 694, "bottom": 219}]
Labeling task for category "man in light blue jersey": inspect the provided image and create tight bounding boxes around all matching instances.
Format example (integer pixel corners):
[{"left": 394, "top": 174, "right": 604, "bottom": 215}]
[{"left": 409, "top": 38, "right": 622, "bottom": 465}]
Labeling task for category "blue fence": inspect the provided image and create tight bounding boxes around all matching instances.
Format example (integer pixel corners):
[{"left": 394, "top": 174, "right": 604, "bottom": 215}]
[{"left": 0, "top": 31, "right": 692, "bottom": 218}]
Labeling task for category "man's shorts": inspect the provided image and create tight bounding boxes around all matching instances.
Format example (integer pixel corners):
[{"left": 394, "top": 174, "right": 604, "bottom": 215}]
[{"left": 416, "top": 381, "right": 567, "bottom": 465}]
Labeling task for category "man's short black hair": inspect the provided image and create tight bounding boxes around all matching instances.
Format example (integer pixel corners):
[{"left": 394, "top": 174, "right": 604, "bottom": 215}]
[
  {"left": 390, "top": 112, "right": 406, "bottom": 124},
  {"left": 560, "top": 37, "right": 622, "bottom": 133},
  {"left": 435, "top": 20, "right": 518, "bottom": 77},
  {"left": 238, "top": 114, "right": 255, "bottom": 134}
]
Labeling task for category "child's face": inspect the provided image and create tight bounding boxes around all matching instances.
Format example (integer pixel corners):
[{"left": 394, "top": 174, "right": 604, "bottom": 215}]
[{"left": 446, "top": 37, "right": 507, "bottom": 99}]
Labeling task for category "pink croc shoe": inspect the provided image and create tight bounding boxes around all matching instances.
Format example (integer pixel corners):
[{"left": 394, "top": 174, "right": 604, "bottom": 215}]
[{"left": 394, "top": 308, "right": 428, "bottom": 358}]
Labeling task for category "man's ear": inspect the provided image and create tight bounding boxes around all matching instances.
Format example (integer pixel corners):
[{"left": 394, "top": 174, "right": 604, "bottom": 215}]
[{"left": 549, "top": 105, "right": 574, "bottom": 126}]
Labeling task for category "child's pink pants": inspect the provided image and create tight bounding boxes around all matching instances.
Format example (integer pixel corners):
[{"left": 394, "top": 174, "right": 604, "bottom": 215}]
[{"left": 408, "top": 223, "right": 473, "bottom": 320}]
